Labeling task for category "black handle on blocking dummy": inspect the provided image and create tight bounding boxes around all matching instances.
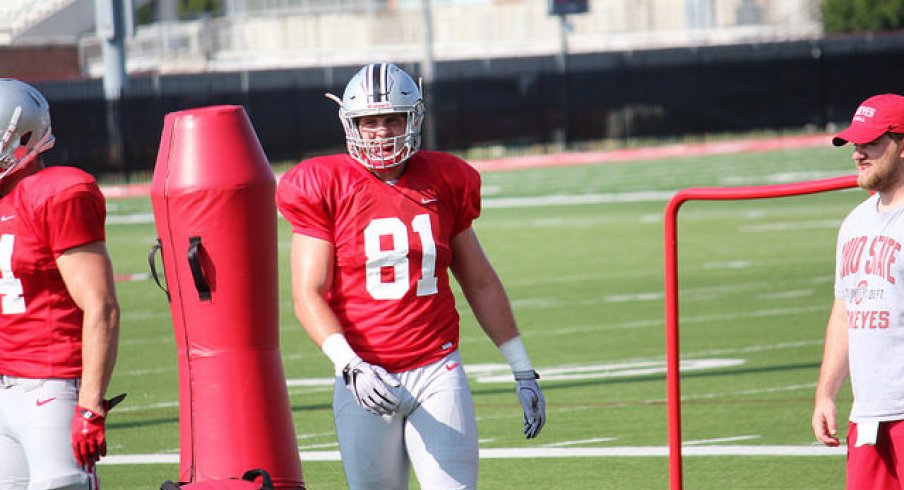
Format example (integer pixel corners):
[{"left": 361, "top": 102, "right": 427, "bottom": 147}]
[
  {"left": 187, "top": 236, "right": 211, "bottom": 301},
  {"left": 148, "top": 238, "right": 171, "bottom": 302}
]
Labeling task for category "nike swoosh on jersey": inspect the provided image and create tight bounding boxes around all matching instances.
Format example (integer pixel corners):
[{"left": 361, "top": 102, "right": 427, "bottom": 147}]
[{"left": 36, "top": 397, "right": 57, "bottom": 406}]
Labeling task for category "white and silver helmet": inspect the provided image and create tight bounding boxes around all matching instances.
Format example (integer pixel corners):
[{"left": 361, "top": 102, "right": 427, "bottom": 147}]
[
  {"left": 0, "top": 79, "right": 55, "bottom": 180},
  {"left": 327, "top": 63, "right": 425, "bottom": 170}
]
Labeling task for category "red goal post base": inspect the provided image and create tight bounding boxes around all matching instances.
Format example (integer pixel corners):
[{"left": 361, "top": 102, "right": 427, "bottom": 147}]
[{"left": 662, "top": 174, "right": 859, "bottom": 490}]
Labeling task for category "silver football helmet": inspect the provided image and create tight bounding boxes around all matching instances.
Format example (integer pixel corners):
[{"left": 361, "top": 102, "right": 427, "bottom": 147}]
[
  {"left": 0, "top": 79, "right": 55, "bottom": 180},
  {"left": 327, "top": 63, "right": 425, "bottom": 170}
]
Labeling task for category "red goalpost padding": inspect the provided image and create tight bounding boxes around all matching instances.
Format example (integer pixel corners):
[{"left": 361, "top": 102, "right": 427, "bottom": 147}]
[{"left": 662, "top": 174, "right": 858, "bottom": 490}]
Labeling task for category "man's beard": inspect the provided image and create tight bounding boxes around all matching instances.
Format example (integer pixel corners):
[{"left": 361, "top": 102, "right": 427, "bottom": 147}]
[{"left": 859, "top": 160, "right": 903, "bottom": 193}]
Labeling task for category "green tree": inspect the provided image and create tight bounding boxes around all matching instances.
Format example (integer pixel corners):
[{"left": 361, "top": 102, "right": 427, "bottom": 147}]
[
  {"left": 179, "top": 0, "right": 221, "bottom": 18},
  {"left": 136, "top": 0, "right": 222, "bottom": 25},
  {"left": 822, "top": 0, "right": 904, "bottom": 33}
]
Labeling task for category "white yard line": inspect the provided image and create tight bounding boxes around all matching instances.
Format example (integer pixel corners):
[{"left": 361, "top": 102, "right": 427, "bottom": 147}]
[
  {"left": 681, "top": 383, "right": 815, "bottom": 402},
  {"left": 482, "top": 191, "right": 678, "bottom": 208},
  {"left": 543, "top": 437, "right": 618, "bottom": 447},
  {"left": 106, "top": 213, "right": 154, "bottom": 224},
  {"left": 683, "top": 435, "right": 760, "bottom": 445},
  {"left": 99, "top": 444, "right": 846, "bottom": 465},
  {"left": 297, "top": 442, "right": 340, "bottom": 450}
]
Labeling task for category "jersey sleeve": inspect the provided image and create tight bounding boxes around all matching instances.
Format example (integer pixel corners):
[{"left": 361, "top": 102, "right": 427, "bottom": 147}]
[
  {"left": 452, "top": 159, "right": 482, "bottom": 236},
  {"left": 39, "top": 177, "right": 106, "bottom": 256},
  {"left": 275, "top": 162, "right": 334, "bottom": 241}
]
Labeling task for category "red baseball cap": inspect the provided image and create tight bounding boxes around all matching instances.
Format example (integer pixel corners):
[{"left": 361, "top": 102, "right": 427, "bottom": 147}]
[{"left": 833, "top": 93, "right": 904, "bottom": 146}]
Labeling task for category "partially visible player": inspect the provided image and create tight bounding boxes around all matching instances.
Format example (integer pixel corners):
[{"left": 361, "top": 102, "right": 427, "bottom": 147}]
[
  {"left": 0, "top": 78, "right": 121, "bottom": 489},
  {"left": 813, "top": 93, "right": 904, "bottom": 489},
  {"left": 276, "top": 62, "right": 546, "bottom": 489}
]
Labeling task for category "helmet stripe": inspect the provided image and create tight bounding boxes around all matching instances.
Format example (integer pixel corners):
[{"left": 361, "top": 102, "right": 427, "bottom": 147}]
[
  {"left": 365, "top": 64, "right": 374, "bottom": 103},
  {"left": 378, "top": 63, "right": 388, "bottom": 102},
  {"left": 368, "top": 63, "right": 380, "bottom": 104}
]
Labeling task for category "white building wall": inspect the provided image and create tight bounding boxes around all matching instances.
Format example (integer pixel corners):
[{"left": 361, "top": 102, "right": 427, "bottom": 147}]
[{"left": 72, "top": 0, "right": 823, "bottom": 76}]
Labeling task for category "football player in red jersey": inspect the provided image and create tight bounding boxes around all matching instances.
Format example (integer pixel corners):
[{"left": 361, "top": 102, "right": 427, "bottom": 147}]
[
  {"left": 0, "top": 79, "right": 121, "bottom": 489},
  {"left": 276, "top": 62, "right": 546, "bottom": 489}
]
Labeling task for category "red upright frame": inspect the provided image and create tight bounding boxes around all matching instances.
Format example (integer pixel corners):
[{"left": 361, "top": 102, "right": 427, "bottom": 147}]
[{"left": 662, "top": 174, "right": 859, "bottom": 489}]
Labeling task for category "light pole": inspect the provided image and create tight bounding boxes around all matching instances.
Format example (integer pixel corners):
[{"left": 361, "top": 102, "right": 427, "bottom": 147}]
[
  {"left": 548, "top": 0, "right": 589, "bottom": 149},
  {"left": 420, "top": 0, "right": 438, "bottom": 150},
  {"left": 94, "top": 0, "right": 130, "bottom": 179}
]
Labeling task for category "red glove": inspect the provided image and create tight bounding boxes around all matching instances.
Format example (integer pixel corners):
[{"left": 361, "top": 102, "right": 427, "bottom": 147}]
[{"left": 71, "top": 406, "right": 107, "bottom": 467}]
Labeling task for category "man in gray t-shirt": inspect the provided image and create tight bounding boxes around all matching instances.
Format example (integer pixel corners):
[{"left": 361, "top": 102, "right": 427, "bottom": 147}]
[{"left": 813, "top": 92, "right": 904, "bottom": 489}]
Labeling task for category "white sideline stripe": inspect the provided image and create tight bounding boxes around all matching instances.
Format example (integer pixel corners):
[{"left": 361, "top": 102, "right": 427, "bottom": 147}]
[
  {"left": 683, "top": 435, "right": 760, "bottom": 445},
  {"left": 483, "top": 191, "right": 677, "bottom": 208},
  {"left": 297, "top": 442, "right": 339, "bottom": 450},
  {"left": 475, "top": 358, "right": 744, "bottom": 383},
  {"left": 683, "top": 383, "right": 815, "bottom": 402},
  {"left": 98, "top": 445, "right": 846, "bottom": 465},
  {"left": 114, "top": 272, "right": 150, "bottom": 282},
  {"left": 543, "top": 437, "right": 617, "bottom": 447},
  {"left": 740, "top": 220, "right": 842, "bottom": 232},
  {"left": 286, "top": 378, "right": 334, "bottom": 387},
  {"left": 107, "top": 213, "right": 154, "bottom": 224},
  {"left": 115, "top": 401, "right": 178, "bottom": 413},
  {"left": 297, "top": 432, "right": 334, "bottom": 440}
]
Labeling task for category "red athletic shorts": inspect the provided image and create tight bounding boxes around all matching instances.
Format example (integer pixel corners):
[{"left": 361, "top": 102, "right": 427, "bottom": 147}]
[{"left": 848, "top": 420, "right": 904, "bottom": 490}]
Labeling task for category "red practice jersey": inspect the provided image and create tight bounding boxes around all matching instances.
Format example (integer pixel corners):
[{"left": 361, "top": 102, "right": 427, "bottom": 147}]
[
  {"left": 276, "top": 151, "right": 481, "bottom": 372},
  {"left": 0, "top": 167, "right": 106, "bottom": 379}
]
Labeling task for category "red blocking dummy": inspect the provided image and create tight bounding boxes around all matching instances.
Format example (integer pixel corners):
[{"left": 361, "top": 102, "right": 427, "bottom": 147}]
[{"left": 150, "top": 105, "right": 304, "bottom": 489}]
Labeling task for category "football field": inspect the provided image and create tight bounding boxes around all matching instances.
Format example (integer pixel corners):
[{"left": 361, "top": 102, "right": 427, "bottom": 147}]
[{"left": 98, "top": 139, "right": 859, "bottom": 489}]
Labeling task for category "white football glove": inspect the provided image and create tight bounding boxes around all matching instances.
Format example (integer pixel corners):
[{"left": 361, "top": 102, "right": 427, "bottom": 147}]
[
  {"left": 514, "top": 370, "right": 546, "bottom": 438},
  {"left": 342, "top": 357, "right": 401, "bottom": 416}
]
